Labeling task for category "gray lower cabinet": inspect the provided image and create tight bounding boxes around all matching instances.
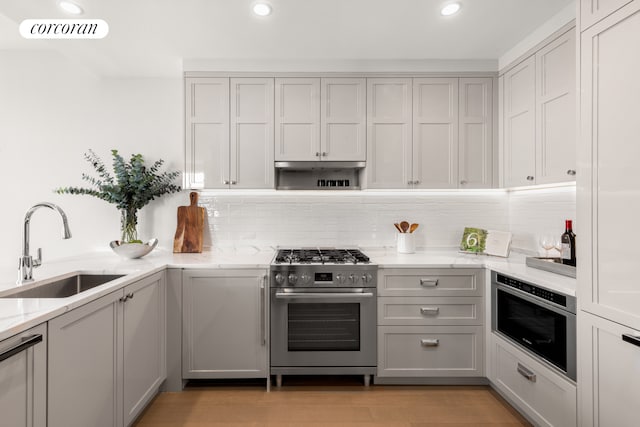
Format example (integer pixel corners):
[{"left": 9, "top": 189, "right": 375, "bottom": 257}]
[
  {"left": 377, "top": 268, "right": 484, "bottom": 381},
  {"left": 0, "top": 324, "right": 47, "bottom": 427},
  {"left": 48, "top": 271, "right": 166, "bottom": 427},
  {"left": 182, "top": 269, "right": 268, "bottom": 379},
  {"left": 490, "top": 332, "right": 576, "bottom": 427}
]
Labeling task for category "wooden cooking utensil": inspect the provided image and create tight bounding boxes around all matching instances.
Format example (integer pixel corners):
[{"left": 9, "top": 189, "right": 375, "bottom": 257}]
[
  {"left": 394, "top": 223, "right": 403, "bottom": 233},
  {"left": 400, "top": 221, "right": 410, "bottom": 233},
  {"left": 409, "top": 223, "right": 419, "bottom": 233},
  {"left": 173, "top": 192, "right": 205, "bottom": 253}
]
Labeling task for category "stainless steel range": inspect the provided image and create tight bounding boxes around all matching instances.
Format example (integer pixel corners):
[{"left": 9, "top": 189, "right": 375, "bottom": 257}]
[{"left": 270, "top": 248, "right": 377, "bottom": 386}]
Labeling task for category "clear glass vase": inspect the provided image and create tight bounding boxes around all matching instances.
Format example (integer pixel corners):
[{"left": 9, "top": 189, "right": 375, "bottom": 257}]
[{"left": 120, "top": 208, "right": 139, "bottom": 243}]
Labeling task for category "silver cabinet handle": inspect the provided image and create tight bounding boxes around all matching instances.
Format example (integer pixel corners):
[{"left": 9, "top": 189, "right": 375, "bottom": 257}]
[
  {"left": 419, "top": 278, "right": 438, "bottom": 287},
  {"left": 275, "top": 292, "right": 373, "bottom": 299},
  {"left": 407, "top": 180, "right": 413, "bottom": 185},
  {"left": 420, "top": 307, "right": 440, "bottom": 315},
  {"left": 321, "top": 152, "right": 327, "bottom": 157},
  {"left": 460, "top": 180, "right": 468, "bottom": 185},
  {"left": 526, "top": 176, "right": 534, "bottom": 181},
  {"left": 0, "top": 334, "right": 43, "bottom": 363},
  {"left": 622, "top": 334, "right": 640, "bottom": 348},
  {"left": 223, "top": 180, "right": 230, "bottom": 185},
  {"left": 230, "top": 180, "right": 237, "bottom": 185},
  {"left": 260, "top": 275, "right": 266, "bottom": 346},
  {"left": 420, "top": 339, "right": 439, "bottom": 347},
  {"left": 315, "top": 152, "right": 320, "bottom": 157},
  {"left": 414, "top": 180, "right": 420, "bottom": 185},
  {"left": 119, "top": 292, "right": 134, "bottom": 303},
  {"left": 567, "top": 169, "right": 576, "bottom": 176},
  {"left": 517, "top": 363, "right": 536, "bottom": 382}
]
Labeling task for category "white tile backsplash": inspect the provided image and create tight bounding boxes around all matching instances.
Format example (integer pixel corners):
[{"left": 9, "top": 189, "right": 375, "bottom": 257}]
[
  {"left": 508, "top": 185, "right": 577, "bottom": 255},
  {"left": 199, "top": 185, "right": 576, "bottom": 253}
]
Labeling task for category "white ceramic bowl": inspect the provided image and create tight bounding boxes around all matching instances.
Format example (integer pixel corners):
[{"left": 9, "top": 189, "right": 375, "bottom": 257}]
[{"left": 109, "top": 238, "right": 158, "bottom": 259}]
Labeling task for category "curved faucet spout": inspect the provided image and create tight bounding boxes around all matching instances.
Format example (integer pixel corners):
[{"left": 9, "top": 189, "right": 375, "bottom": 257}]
[{"left": 19, "top": 202, "right": 72, "bottom": 284}]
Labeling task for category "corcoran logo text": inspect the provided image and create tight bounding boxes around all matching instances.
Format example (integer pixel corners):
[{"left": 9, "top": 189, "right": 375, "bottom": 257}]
[{"left": 19, "top": 19, "right": 108, "bottom": 39}]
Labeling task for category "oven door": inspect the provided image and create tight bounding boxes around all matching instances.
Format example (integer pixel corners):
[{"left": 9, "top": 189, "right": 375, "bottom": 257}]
[
  {"left": 270, "top": 288, "right": 377, "bottom": 367},
  {"left": 492, "top": 283, "right": 576, "bottom": 380}
]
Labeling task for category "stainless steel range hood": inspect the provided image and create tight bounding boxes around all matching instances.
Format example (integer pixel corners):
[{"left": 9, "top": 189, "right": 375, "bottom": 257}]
[
  {"left": 275, "top": 161, "right": 365, "bottom": 190},
  {"left": 275, "top": 161, "right": 365, "bottom": 170}
]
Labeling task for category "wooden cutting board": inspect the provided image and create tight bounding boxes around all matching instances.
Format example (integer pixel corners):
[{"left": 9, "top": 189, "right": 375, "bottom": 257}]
[{"left": 173, "top": 192, "right": 205, "bottom": 253}]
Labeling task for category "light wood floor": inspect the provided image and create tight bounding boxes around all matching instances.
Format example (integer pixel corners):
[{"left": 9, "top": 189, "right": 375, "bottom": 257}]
[{"left": 134, "top": 377, "right": 531, "bottom": 427}]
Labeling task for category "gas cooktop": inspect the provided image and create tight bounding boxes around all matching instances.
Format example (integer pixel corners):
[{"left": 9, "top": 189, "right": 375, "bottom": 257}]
[{"left": 273, "top": 248, "right": 371, "bottom": 265}]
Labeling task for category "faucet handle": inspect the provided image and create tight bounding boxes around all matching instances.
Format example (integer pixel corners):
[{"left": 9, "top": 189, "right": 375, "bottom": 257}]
[{"left": 33, "top": 248, "right": 42, "bottom": 268}]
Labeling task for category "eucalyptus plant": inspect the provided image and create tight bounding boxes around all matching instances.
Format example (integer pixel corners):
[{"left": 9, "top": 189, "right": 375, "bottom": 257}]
[{"left": 55, "top": 149, "right": 181, "bottom": 243}]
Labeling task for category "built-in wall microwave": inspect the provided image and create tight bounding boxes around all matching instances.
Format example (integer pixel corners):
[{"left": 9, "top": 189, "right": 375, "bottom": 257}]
[{"left": 491, "top": 271, "right": 577, "bottom": 381}]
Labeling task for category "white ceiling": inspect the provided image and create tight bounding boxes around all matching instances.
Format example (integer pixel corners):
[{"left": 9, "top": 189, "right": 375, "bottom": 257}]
[{"left": 0, "top": 0, "right": 574, "bottom": 77}]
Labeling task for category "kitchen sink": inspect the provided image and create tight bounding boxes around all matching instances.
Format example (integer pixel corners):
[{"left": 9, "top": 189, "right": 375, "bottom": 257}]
[{"left": 0, "top": 274, "right": 125, "bottom": 298}]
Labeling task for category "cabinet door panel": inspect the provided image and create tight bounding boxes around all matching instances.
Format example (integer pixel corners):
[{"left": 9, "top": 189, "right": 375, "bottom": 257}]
[
  {"left": 183, "top": 270, "right": 267, "bottom": 378},
  {"left": 123, "top": 273, "right": 166, "bottom": 426},
  {"left": 503, "top": 57, "right": 536, "bottom": 187},
  {"left": 48, "top": 292, "right": 123, "bottom": 427},
  {"left": 366, "top": 78, "right": 412, "bottom": 188},
  {"left": 275, "top": 78, "right": 320, "bottom": 161},
  {"left": 185, "top": 78, "right": 230, "bottom": 189},
  {"left": 579, "top": 5, "right": 640, "bottom": 328},
  {"left": 536, "top": 30, "right": 576, "bottom": 184},
  {"left": 413, "top": 78, "right": 458, "bottom": 189},
  {"left": 0, "top": 324, "right": 46, "bottom": 427},
  {"left": 578, "top": 311, "right": 640, "bottom": 427},
  {"left": 231, "top": 78, "right": 274, "bottom": 188},
  {"left": 321, "top": 78, "right": 366, "bottom": 161},
  {"left": 459, "top": 78, "right": 493, "bottom": 188}
]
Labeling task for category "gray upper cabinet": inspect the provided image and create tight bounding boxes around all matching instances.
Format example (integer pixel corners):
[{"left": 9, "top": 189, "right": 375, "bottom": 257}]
[
  {"left": 321, "top": 78, "right": 366, "bottom": 161},
  {"left": 275, "top": 77, "right": 366, "bottom": 162},
  {"left": 502, "top": 56, "right": 536, "bottom": 187},
  {"left": 185, "top": 77, "right": 274, "bottom": 189},
  {"left": 275, "top": 78, "right": 320, "bottom": 161},
  {"left": 535, "top": 29, "right": 576, "bottom": 185},
  {"left": 185, "top": 77, "right": 230, "bottom": 189},
  {"left": 459, "top": 78, "right": 494, "bottom": 188},
  {"left": 366, "top": 78, "right": 413, "bottom": 189},
  {"left": 413, "top": 78, "right": 459, "bottom": 189},
  {"left": 501, "top": 28, "right": 576, "bottom": 187}
]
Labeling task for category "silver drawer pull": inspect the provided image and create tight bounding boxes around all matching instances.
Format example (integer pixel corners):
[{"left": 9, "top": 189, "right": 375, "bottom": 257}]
[
  {"left": 0, "top": 334, "right": 43, "bottom": 363},
  {"left": 517, "top": 363, "right": 536, "bottom": 382},
  {"left": 419, "top": 278, "right": 438, "bottom": 287},
  {"left": 420, "top": 307, "right": 440, "bottom": 315},
  {"left": 420, "top": 339, "right": 439, "bottom": 347}
]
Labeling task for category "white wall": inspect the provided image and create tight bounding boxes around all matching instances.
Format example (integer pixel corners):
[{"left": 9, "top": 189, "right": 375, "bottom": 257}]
[{"left": 0, "top": 50, "right": 184, "bottom": 279}]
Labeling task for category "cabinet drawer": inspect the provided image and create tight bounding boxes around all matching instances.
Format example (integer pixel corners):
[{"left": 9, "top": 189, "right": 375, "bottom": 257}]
[
  {"left": 378, "top": 296, "right": 483, "bottom": 326},
  {"left": 377, "top": 325, "right": 483, "bottom": 377},
  {"left": 378, "top": 269, "right": 483, "bottom": 297},
  {"left": 491, "top": 333, "right": 576, "bottom": 427}
]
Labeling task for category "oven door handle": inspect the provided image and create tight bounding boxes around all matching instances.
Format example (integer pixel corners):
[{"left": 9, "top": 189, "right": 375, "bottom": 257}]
[{"left": 275, "top": 292, "right": 374, "bottom": 299}]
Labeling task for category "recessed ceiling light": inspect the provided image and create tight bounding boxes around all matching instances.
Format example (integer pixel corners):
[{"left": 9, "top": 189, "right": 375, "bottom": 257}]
[
  {"left": 58, "top": 1, "right": 84, "bottom": 15},
  {"left": 253, "top": 2, "right": 272, "bottom": 17},
  {"left": 441, "top": 3, "right": 461, "bottom": 16}
]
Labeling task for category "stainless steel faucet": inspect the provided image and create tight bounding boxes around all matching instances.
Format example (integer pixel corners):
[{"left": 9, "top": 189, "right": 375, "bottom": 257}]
[{"left": 18, "top": 202, "right": 72, "bottom": 284}]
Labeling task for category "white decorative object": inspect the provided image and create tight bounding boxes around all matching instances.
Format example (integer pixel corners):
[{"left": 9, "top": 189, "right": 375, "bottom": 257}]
[
  {"left": 397, "top": 233, "right": 415, "bottom": 254},
  {"left": 109, "top": 239, "right": 158, "bottom": 259}
]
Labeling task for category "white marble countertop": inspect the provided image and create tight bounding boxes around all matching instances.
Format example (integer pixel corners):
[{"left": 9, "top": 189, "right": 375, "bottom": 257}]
[{"left": 0, "top": 246, "right": 576, "bottom": 342}]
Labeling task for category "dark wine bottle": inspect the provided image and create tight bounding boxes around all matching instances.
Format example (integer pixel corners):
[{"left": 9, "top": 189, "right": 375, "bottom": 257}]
[{"left": 561, "top": 220, "right": 576, "bottom": 266}]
